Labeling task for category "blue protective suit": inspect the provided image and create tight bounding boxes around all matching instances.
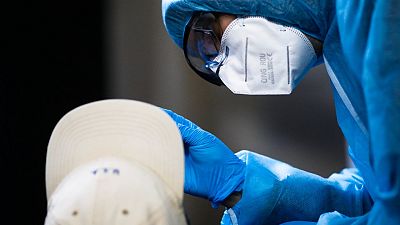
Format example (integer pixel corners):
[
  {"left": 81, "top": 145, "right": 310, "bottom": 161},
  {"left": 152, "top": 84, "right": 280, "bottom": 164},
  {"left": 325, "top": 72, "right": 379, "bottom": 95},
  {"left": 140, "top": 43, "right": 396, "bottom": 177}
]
[{"left": 162, "top": 0, "right": 400, "bottom": 224}]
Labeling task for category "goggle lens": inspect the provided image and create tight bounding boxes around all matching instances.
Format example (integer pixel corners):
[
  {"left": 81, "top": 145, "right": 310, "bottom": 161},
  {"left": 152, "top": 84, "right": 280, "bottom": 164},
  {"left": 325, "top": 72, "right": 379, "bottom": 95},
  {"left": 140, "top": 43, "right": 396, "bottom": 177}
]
[{"left": 184, "top": 13, "right": 224, "bottom": 86}]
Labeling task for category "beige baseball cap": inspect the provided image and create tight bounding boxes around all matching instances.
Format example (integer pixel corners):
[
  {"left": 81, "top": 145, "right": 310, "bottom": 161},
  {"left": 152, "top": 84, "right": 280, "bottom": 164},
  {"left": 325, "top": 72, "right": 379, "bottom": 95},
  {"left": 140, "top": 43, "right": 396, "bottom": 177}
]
[{"left": 45, "top": 99, "right": 186, "bottom": 225}]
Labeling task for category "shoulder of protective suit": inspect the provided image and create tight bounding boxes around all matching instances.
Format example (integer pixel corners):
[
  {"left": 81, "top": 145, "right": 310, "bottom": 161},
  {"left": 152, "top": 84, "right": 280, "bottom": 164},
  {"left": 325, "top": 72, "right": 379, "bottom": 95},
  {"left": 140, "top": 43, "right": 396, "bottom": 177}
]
[{"left": 161, "top": 0, "right": 332, "bottom": 48}]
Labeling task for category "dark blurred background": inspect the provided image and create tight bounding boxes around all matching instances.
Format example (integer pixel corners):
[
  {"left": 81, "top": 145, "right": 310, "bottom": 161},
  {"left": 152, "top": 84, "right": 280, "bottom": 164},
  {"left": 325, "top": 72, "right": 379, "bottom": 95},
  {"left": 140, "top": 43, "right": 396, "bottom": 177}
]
[{"left": 3, "top": 1, "right": 346, "bottom": 224}]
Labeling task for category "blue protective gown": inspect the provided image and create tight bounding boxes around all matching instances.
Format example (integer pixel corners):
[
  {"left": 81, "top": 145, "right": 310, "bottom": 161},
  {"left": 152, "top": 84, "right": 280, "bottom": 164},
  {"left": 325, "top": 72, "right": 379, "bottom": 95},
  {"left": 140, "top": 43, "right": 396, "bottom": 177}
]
[{"left": 162, "top": 0, "right": 400, "bottom": 224}]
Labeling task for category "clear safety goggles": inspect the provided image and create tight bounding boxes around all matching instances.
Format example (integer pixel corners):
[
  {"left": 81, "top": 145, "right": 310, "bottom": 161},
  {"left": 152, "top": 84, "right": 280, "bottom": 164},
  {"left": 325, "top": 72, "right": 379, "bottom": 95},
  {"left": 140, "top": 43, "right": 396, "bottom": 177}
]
[{"left": 184, "top": 12, "right": 224, "bottom": 86}]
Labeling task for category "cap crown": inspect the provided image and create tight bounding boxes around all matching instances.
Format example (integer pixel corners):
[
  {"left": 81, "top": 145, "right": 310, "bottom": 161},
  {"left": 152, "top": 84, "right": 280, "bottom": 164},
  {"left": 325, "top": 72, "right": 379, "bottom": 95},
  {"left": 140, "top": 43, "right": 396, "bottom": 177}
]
[{"left": 45, "top": 158, "right": 187, "bottom": 225}]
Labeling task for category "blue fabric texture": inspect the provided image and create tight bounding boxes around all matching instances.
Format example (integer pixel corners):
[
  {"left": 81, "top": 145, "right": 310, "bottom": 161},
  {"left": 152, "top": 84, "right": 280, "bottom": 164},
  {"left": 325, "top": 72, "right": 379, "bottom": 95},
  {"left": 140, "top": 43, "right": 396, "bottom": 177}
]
[
  {"left": 162, "top": 109, "right": 245, "bottom": 207},
  {"left": 162, "top": 0, "right": 400, "bottom": 224},
  {"left": 162, "top": 0, "right": 333, "bottom": 49},
  {"left": 221, "top": 151, "right": 373, "bottom": 225}
]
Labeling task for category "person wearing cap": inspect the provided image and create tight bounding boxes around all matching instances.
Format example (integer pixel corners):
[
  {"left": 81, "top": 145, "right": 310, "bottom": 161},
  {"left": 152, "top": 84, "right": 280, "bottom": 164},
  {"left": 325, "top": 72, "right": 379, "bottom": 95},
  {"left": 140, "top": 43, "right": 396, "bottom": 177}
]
[
  {"left": 45, "top": 100, "right": 188, "bottom": 225},
  {"left": 161, "top": 0, "right": 400, "bottom": 225}
]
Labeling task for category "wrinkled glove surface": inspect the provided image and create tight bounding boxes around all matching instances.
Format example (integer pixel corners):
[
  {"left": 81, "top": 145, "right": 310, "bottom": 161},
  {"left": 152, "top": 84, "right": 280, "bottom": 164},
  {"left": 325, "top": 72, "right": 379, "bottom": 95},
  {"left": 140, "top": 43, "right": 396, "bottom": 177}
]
[{"left": 163, "top": 109, "right": 245, "bottom": 206}]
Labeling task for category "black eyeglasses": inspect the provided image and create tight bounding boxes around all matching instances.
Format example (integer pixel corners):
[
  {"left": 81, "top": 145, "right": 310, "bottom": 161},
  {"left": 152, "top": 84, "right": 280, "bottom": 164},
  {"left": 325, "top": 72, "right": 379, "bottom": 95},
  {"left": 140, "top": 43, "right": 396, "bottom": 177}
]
[{"left": 183, "top": 12, "right": 224, "bottom": 86}]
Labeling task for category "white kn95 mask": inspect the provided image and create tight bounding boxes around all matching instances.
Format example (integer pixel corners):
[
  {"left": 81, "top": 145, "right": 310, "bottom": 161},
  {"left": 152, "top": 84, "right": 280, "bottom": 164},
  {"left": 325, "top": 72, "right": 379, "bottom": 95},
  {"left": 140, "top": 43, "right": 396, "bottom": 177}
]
[{"left": 208, "top": 16, "right": 317, "bottom": 95}]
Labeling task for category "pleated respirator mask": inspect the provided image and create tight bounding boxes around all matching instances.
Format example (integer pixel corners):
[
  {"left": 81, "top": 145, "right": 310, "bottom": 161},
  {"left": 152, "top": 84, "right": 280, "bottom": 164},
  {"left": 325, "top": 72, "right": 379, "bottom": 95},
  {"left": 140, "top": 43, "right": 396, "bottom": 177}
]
[{"left": 184, "top": 13, "right": 317, "bottom": 95}]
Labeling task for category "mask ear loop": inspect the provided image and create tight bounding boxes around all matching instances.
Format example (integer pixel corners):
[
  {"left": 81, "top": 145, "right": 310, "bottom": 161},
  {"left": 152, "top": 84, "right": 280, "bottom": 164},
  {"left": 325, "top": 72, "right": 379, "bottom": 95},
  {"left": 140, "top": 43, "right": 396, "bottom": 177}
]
[
  {"left": 205, "top": 46, "right": 229, "bottom": 75},
  {"left": 215, "top": 46, "right": 229, "bottom": 75},
  {"left": 208, "top": 17, "right": 240, "bottom": 74}
]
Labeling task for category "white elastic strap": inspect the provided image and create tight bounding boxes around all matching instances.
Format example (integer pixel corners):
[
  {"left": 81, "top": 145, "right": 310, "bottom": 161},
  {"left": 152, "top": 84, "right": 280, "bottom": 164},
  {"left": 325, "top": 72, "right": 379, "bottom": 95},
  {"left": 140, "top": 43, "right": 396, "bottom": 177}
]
[
  {"left": 227, "top": 208, "right": 238, "bottom": 225},
  {"left": 323, "top": 56, "right": 368, "bottom": 136}
]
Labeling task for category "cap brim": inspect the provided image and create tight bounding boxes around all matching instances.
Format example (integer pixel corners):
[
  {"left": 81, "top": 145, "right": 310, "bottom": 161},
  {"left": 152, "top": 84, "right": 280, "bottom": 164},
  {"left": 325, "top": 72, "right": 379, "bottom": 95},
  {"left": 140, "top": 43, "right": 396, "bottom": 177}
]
[{"left": 45, "top": 99, "right": 184, "bottom": 202}]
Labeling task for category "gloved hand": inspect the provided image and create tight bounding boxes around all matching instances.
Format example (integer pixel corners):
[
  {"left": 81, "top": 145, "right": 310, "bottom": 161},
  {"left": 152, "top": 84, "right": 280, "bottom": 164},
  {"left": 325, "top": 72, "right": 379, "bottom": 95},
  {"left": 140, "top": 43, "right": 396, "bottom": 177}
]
[
  {"left": 221, "top": 150, "right": 286, "bottom": 225},
  {"left": 163, "top": 109, "right": 245, "bottom": 207},
  {"left": 221, "top": 151, "right": 372, "bottom": 225}
]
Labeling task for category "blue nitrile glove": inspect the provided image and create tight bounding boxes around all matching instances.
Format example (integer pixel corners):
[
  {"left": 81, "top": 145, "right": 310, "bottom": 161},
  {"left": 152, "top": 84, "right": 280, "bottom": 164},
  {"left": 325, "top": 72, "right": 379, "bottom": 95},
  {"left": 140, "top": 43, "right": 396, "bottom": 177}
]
[
  {"left": 163, "top": 109, "right": 245, "bottom": 207},
  {"left": 221, "top": 151, "right": 372, "bottom": 225},
  {"left": 221, "top": 150, "right": 287, "bottom": 225}
]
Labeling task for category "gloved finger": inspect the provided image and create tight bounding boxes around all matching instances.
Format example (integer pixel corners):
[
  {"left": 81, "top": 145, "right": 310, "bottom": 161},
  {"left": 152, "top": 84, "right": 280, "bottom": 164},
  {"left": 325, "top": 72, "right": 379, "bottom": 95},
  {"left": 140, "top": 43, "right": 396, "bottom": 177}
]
[
  {"left": 161, "top": 108, "right": 218, "bottom": 147},
  {"left": 161, "top": 108, "right": 200, "bottom": 129},
  {"left": 177, "top": 123, "right": 215, "bottom": 146}
]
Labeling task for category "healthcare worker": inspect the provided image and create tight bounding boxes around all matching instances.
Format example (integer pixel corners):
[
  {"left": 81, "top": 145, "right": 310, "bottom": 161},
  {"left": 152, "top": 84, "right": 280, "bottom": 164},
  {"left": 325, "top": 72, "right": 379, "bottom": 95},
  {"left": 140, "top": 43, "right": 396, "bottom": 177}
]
[{"left": 161, "top": 0, "right": 400, "bottom": 224}]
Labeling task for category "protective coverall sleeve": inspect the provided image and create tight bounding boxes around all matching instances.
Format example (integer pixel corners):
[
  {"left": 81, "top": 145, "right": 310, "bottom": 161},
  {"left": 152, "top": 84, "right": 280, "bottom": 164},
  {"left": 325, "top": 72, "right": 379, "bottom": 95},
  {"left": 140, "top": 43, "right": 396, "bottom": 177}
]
[
  {"left": 332, "top": 0, "right": 400, "bottom": 224},
  {"left": 221, "top": 151, "right": 373, "bottom": 225}
]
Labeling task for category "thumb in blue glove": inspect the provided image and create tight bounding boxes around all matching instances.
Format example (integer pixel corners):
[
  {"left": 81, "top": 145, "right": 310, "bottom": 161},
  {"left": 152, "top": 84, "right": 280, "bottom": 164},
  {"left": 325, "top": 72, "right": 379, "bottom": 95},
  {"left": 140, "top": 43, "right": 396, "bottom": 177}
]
[{"left": 163, "top": 109, "right": 245, "bottom": 207}]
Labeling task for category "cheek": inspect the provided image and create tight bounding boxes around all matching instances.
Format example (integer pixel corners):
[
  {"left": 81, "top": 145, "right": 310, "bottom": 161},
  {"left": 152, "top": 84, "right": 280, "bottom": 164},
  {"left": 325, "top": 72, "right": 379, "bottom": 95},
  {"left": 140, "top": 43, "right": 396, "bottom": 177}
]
[{"left": 218, "top": 15, "right": 237, "bottom": 35}]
